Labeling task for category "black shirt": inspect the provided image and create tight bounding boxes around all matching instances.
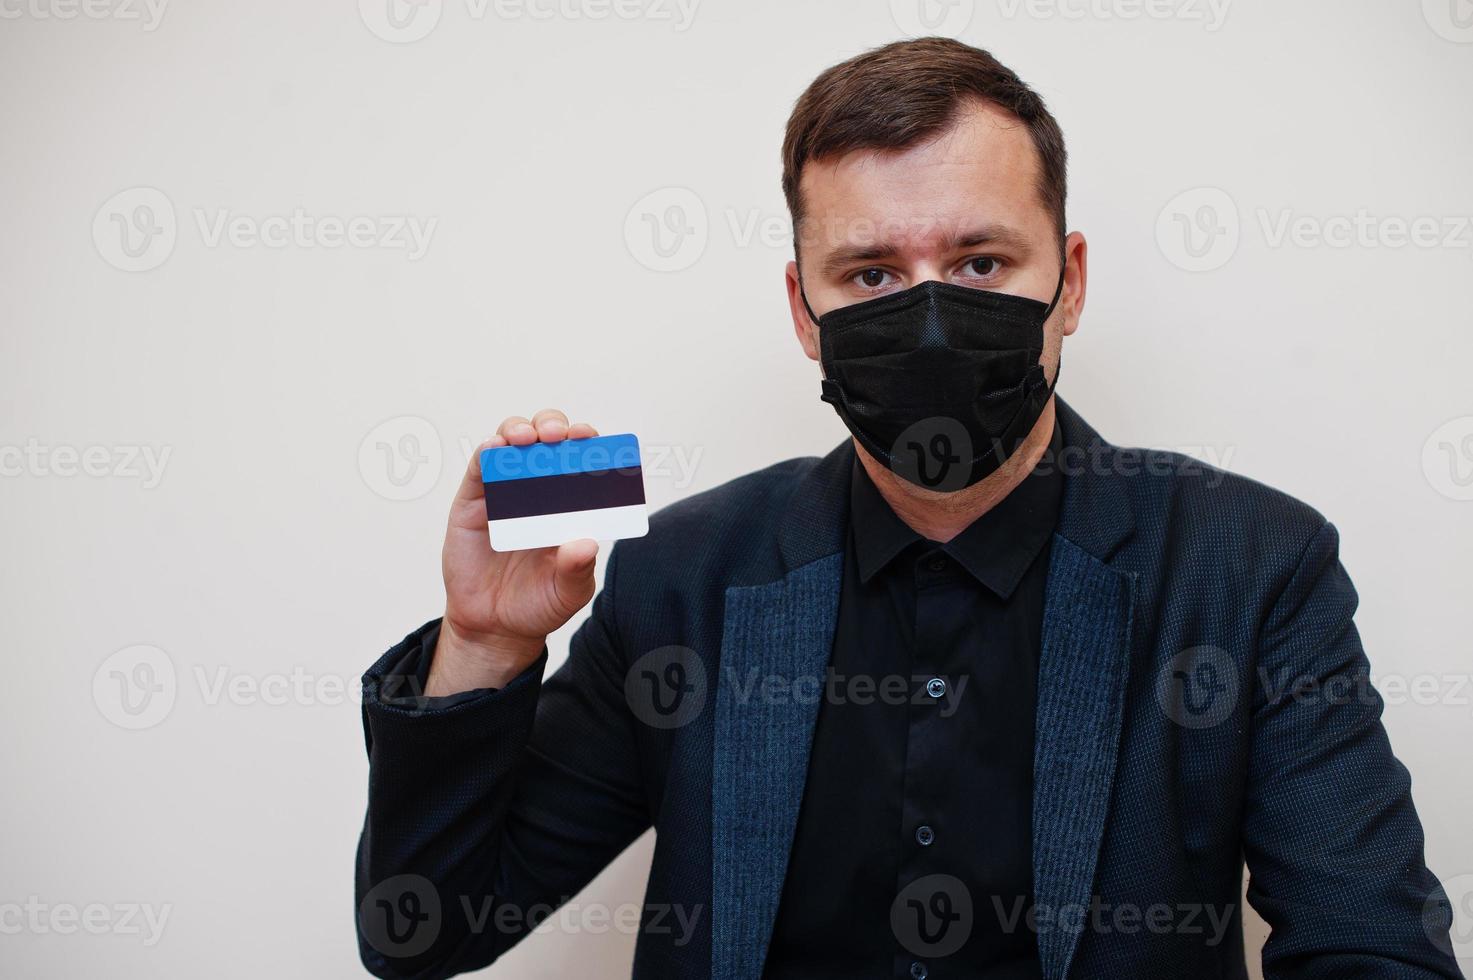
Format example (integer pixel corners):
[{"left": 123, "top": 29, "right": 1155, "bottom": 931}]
[{"left": 764, "top": 426, "right": 1064, "bottom": 980}]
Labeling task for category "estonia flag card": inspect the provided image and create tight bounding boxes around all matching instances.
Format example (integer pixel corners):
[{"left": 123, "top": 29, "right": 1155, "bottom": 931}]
[{"left": 480, "top": 433, "right": 650, "bottom": 552}]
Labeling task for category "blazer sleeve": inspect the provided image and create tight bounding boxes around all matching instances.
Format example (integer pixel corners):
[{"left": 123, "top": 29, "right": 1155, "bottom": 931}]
[
  {"left": 1243, "top": 521, "right": 1464, "bottom": 979},
  {"left": 354, "top": 545, "right": 651, "bottom": 979}
]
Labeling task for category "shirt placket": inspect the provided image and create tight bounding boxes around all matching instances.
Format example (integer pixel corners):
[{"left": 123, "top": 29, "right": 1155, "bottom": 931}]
[{"left": 893, "top": 546, "right": 969, "bottom": 979}]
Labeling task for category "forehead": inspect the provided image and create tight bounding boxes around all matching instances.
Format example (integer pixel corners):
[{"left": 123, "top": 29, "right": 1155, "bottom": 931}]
[{"left": 796, "top": 99, "right": 1046, "bottom": 254}]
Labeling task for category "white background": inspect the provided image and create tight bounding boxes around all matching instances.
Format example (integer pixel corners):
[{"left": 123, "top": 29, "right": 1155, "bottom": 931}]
[{"left": 2, "top": 0, "right": 1471, "bottom": 975}]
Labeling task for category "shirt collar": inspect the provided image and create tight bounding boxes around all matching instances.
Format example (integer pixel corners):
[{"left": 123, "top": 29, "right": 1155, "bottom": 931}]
[{"left": 849, "top": 421, "right": 1065, "bottom": 599}]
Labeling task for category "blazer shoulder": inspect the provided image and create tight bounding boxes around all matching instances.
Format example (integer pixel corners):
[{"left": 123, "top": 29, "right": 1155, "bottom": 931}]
[
  {"left": 1108, "top": 442, "right": 1332, "bottom": 570},
  {"left": 1057, "top": 405, "right": 1329, "bottom": 562}
]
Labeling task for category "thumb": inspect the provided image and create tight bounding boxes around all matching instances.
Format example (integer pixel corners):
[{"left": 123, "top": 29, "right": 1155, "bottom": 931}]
[{"left": 551, "top": 538, "right": 599, "bottom": 611}]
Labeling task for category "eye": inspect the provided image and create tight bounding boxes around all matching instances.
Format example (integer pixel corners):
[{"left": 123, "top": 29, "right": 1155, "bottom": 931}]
[
  {"left": 852, "top": 268, "right": 893, "bottom": 290},
  {"left": 962, "top": 256, "right": 1002, "bottom": 279}
]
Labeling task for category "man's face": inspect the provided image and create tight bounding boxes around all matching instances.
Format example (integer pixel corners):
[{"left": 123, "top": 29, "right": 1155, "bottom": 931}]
[{"left": 786, "top": 98, "right": 1084, "bottom": 381}]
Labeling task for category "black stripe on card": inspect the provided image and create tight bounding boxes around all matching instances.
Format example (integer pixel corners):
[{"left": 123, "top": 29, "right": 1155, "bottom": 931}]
[{"left": 483, "top": 466, "right": 645, "bottom": 521}]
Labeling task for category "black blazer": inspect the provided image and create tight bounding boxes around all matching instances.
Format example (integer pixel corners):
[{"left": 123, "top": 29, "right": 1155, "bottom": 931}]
[{"left": 356, "top": 400, "right": 1462, "bottom": 979}]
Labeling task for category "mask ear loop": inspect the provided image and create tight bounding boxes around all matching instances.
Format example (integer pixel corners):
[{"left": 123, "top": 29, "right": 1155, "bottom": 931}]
[
  {"left": 1037, "top": 258, "right": 1068, "bottom": 398},
  {"left": 796, "top": 267, "right": 823, "bottom": 326},
  {"left": 974, "top": 260, "right": 1069, "bottom": 473},
  {"left": 1041, "top": 258, "right": 1067, "bottom": 322}
]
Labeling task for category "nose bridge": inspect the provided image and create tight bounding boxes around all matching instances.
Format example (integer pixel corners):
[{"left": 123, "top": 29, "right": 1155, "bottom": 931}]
[
  {"left": 901, "top": 238, "right": 948, "bottom": 288},
  {"left": 879, "top": 212, "right": 954, "bottom": 287}
]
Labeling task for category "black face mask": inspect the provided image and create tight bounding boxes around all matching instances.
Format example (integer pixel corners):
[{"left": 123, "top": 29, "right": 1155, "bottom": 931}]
[{"left": 802, "top": 267, "right": 1065, "bottom": 492}]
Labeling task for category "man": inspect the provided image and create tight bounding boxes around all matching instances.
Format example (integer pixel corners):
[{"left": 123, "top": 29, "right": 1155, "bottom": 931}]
[{"left": 355, "top": 38, "right": 1463, "bottom": 979}]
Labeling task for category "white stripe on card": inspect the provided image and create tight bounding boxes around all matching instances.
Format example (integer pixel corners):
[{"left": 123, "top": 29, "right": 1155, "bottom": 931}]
[{"left": 487, "top": 504, "right": 650, "bottom": 552}]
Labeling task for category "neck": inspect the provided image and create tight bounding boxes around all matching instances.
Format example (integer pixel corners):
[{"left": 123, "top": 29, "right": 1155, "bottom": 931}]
[{"left": 856, "top": 399, "right": 1057, "bottom": 544}]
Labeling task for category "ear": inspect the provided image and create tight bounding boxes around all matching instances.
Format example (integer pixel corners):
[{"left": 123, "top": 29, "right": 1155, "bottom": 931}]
[
  {"left": 786, "top": 260, "right": 821, "bottom": 362},
  {"left": 1060, "top": 231, "right": 1088, "bottom": 338}
]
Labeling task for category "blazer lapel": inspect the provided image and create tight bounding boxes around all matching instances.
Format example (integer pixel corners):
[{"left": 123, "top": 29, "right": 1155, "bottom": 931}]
[
  {"left": 711, "top": 554, "right": 844, "bottom": 980},
  {"left": 711, "top": 442, "right": 852, "bottom": 980},
  {"left": 1032, "top": 400, "right": 1138, "bottom": 979}
]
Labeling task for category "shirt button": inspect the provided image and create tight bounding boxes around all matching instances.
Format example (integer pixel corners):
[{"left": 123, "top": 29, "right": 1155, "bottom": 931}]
[
  {"left": 926, "top": 556, "right": 946, "bottom": 572},
  {"left": 910, "top": 962, "right": 929, "bottom": 980},
  {"left": 925, "top": 677, "right": 947, "bottom": 699},
  {"left": 915, "top": 824, "right": 935, "bottom": 846}
]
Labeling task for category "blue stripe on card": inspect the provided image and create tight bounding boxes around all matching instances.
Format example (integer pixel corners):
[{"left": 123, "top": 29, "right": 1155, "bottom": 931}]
[{"left": 480, "top": 433, "right": 641, "bottom": 483}]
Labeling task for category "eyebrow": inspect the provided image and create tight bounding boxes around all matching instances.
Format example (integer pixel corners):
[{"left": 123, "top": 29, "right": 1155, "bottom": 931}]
[{"left": 816, "top": 223, "right": 1035, "bottom": 280}]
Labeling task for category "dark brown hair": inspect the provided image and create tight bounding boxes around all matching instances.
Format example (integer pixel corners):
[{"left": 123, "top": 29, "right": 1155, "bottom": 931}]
[{"left": 782, "top": 37, "right": 1068, "bottom": 255}]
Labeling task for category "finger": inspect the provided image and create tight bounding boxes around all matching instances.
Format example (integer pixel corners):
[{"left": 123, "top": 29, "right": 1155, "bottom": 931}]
[
  {"left": 552, "top": 538, "right": 599, "bottom": 610},
  {"left": 455, "top": 434, "right": 506, "bottom": 505},
  {"left": 497, "top": 415, "right": 537, "bottom": 445},
  {"left": 567, "top": 422, "right": 600, "bottom": 440},
  {"left": 532, "top": 408, "right": 570, "bottom": 443}
]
